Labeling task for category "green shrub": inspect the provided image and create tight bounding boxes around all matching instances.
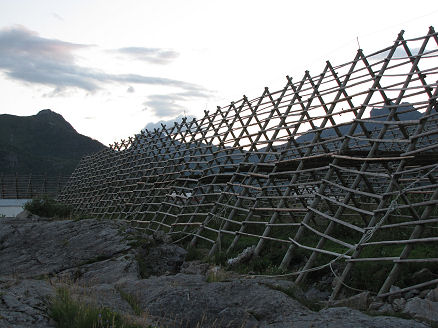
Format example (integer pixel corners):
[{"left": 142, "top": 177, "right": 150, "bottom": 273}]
[
  {"left": 185, "top": 246, "right": 208, "bottom": 262},
  {"left": 24, "top": 196, "right": 72, "bottom": 218}
]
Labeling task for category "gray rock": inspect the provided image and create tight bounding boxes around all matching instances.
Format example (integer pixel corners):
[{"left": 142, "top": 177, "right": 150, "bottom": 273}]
[
  {"left": 15, "top": 210, "right": 32, "bottom": 220},
  {"left": 137, "top": 244, "right": 187, "bottom": 277},
  {"left": 217, "top": 307, "right": 258, "bottom": 328},
  {"left": 0, "top": 217, "right": 131, "bottom": 278},
  {"left": 390, "top": 285, "right": 401, "bottom": 293},
  {"left": 255, "top": 277, "right": 305, "bottom": 300},
  {"left": 0, "top": 217, "right": 430, "bottom": 328},
  {"left": 113, "top": 274, "right": 426, "bottom": 328},
  {"left": 419, "top": 289, "right": 430, "bottom": 298},
  {"left": 153, "top": 230, "right": 172, "bottom": 244},
  {"left": 305, "top": 286, "right": 330, "bottom": 301},
  {"left": 404, "top": 289, "right": 419, "bottom": 299},
  {"left": 426, "top": 287, "right": 438, "bottom": 302},
  {"left": 375, "top": 303, "right": 395, "bottom": 315},
  {"left": 293, "top": 307, "right": 428, "bottom": 328},
  {"left": 57, "top": 252, "right": 139, "bottom": 285},
  {"left": 368, "top": 301, "right": 385, "bottom": 311},
  {"left": 331, "top": 291, "right": 371, "bottom": 311},
  {"left": 227, "top": 246, "right": 255, "bottom": 267},
  {"left": 69, "top": 283, "right": 134, "bottom": 316},
  {"left": 115, "top": 274, "right": 310, "bottom": 327},
  {"left": 388, "top": 285, "right": 402, "bottom": 301},
  {"left": 403, "top": 297, "right": 438, "bottom": 325},
  {"left": 205, "top": 265, "right": 237, "bottom": 282},
  {"left": 0, "top": 278, "right": 55, "bottom": 328},
  {"left": 392, "top": 298, "right": 406, "bottom": 312},
  {"left": 180, "top": 260, "right": 210, "bottom": 275}
]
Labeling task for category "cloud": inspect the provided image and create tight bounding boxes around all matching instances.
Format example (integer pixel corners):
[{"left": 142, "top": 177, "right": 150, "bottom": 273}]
[
  {"left": 370, "top": 47, "right": 420, "bottom": 60},
  {"left": 127, "top": 86, "right": 135, "bottom": 93},
  {"left": 52, "top": 13, "right": 64, "bottom": 21},
  {"left": 0, "top": 25, "right": 210, "bottom": 97},
  {"left": 108, "top": 73, "right": 201, "bottom": 91},
  {"left": 0, "top": 25, "right": 98, "bottom": 92},
  {"left": 143, "top": 90, "right": 212, "bottom": 117},
  {"left": 143, "top": 114, "right": 197, "bottom": 131},
  {"left": 114, "top": 47, "right": 179, "bottom": 64},
  {"left": 143, "top": 94, "right": 186, "bottom": 117}
]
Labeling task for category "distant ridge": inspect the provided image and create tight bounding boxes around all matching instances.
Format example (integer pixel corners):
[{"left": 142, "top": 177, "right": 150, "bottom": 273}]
[{"left": 0, "top": 109, "right": 106, "bottom": 176}]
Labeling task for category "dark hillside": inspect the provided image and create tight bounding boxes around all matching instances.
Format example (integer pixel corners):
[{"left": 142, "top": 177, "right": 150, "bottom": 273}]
[{"left": 0, "top": 109, "right": 106, "bottom": 175}]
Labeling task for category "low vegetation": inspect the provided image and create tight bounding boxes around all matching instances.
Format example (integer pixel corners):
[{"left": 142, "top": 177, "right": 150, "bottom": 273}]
[
  {"left": 182, "top": 213, "right": 438, "bottom": 297},
  {"left": 116, "top": 288, "right": 143, "bottom": 316},
  {"left": 24, "top": 196, "right": 72, "bottom": 218},
  {"left": 49, "top": 287, "right": 146, "bottom": 328}
]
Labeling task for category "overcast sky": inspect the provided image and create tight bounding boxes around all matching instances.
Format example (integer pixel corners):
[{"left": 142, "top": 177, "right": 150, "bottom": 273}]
[{"left": 0, "top": 0, "right": 437, "bottom": 145}]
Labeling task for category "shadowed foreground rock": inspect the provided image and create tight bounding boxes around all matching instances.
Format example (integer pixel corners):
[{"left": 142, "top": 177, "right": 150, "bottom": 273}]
[
  {"left": 0, "top": 216, "right": 130, "bottom": 278},
  {"left": 0, "top": 215, "right": 431, "bottom": 327}
]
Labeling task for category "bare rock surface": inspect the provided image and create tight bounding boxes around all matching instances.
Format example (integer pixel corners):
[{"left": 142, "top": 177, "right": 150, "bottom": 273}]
[
  {"left": 112, "top": 274, "right": 428, "bottom": 328},
  {"left": 0, "top": 216, "right": 130, "bottom": 278},
  {"left": 138, "top": 244, "right": 187, "bottom": 277},
  {"left": 57, "top": 252, "right": 139, "bottom": 285},
  {"left": 0, "top": 215, "right": 432, "bottom": 328},
  {"left": 0, "top": 215, "right": 133, "bottom": 328},
  {"left": 426, "top": 287, "right": 438, "bottom": 302},
  {"left": 0, "top": 278, "right": 54, "bottom": 328},
  {"left": 330, "top": 291, "right": 371, "bottom": 311},
  {"left": 180, "top": 260, "right": 210, "bottom": 275},
  {"left": 295, "top": 307, "right": 427, "bottom": 328},
  {"left": 403, "top": 297, "right": 438, "bottom": 325}
]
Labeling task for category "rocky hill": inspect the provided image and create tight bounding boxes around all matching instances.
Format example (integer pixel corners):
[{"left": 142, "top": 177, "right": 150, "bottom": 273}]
[
  {"left": 0, "top": 213, "right": 435, "bottom": 327},
  {"left": 0, "top": 109, "right": 106, "bottom": 176}
]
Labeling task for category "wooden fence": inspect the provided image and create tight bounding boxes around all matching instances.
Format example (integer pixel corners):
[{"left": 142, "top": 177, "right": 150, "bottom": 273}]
[
  {"left": 59, "top": 27, "right": 438, "bottom": 300},
  {"left": 0, "top": 174, "right": 69, "bottom": 199}
]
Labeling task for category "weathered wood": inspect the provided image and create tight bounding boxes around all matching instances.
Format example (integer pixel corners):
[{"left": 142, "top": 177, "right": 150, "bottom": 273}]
[{"left": 57, "top": 27, "right": 438, "bottom": 303}]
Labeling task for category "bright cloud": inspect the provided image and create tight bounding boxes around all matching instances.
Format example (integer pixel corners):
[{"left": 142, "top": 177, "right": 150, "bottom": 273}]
[
  {"left": 0, "top": 25, "right": 211, "bottom": 99},
  {"left": 113, "top": 47, "right": 179, "bottom": 64},
  {"left": 143, "top": 90, "right": 211, "bottom": 117}
]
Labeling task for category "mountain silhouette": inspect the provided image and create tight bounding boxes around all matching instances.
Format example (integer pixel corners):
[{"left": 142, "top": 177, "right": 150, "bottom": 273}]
[{"left": 0, "top": 109, "right": 106, "bottom": 176}]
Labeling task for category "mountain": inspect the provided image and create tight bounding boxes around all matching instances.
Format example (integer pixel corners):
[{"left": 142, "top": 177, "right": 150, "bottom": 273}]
[
  {"left": 0, "top": 109, "right": 106, "bottom": 176},
  {"left": 130, "top": 103, "right": 429, "bottom": 173},
  {"left": 293, "top": 103, "right": 422, "bottom": 144}
]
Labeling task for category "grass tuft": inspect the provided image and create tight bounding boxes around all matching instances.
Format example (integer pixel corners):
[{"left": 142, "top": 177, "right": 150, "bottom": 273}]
[
  {"left": 49, "top": 287, "right": 145, "bottom": 328},
  {"left": 116, "top": 288, "right": 142, "bottom": 316}
]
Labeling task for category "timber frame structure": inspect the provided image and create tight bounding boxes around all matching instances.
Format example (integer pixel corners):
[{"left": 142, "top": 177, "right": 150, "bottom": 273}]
[
  {"left": 0, "top": 174, "right": 69, "bottom": 199},
  {"left": 59, "top": 27, "right": 438, "bottom": 300}
]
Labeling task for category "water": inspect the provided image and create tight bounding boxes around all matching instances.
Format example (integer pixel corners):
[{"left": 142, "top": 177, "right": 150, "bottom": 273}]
[{"left": 0, "top": 199, "right": 30, "bottom": 217}]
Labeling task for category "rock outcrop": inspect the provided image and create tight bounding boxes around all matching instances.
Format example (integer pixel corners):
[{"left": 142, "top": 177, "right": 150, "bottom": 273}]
[{"left": 0, "top": 215, "right": 433, "bottom": 327}]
